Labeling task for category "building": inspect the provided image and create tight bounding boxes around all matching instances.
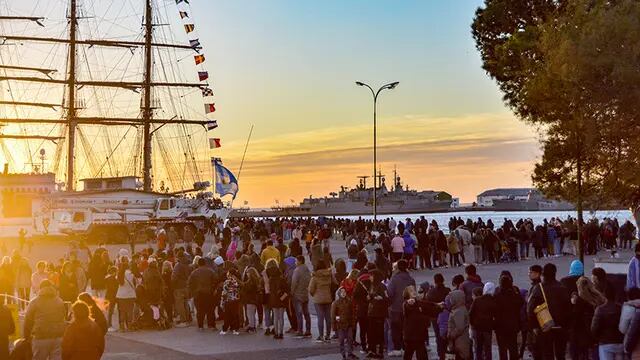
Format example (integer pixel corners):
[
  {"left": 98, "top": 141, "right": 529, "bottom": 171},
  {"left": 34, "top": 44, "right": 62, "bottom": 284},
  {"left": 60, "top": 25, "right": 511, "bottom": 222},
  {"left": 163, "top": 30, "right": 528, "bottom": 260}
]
[{"left": 476, "top": 188, "right": 534, "bottom": 207}]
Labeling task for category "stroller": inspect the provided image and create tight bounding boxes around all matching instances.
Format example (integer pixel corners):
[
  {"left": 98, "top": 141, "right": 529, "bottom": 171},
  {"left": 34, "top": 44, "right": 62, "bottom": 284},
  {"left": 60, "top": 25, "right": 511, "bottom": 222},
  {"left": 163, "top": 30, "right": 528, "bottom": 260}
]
[{"left": 130, "top": 284, "right": 171, "bottom": 331}]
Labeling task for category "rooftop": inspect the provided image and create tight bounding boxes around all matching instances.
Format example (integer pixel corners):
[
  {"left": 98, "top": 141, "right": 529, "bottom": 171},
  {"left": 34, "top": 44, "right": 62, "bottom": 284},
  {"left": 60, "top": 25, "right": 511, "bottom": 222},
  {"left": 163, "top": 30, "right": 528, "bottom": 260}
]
[{"left": 477, "top": 188, "right": 535, "bottom": 197}]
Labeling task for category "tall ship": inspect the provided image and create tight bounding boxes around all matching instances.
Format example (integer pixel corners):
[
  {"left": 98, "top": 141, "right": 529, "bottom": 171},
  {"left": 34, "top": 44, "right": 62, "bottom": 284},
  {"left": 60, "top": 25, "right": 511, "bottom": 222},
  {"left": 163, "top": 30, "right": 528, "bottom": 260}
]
[
  {"left": 233, "top": 168, "right": 453, "bottom": 217},
  {"left": 0, "top": 0, "right": 234, "bottom": 240}
]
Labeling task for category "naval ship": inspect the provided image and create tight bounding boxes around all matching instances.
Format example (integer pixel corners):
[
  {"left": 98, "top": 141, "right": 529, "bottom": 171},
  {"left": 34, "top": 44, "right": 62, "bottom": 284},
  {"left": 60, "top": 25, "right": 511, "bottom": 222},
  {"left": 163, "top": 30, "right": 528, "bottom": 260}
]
[{"left": 233, "top": 169, "right": 454, "bottom": 217}]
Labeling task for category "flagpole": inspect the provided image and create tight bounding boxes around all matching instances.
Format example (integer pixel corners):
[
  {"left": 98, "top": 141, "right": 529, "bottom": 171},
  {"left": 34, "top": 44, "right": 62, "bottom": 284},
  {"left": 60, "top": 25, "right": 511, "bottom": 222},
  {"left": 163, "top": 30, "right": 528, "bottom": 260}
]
[
  {"left": 230, "top": 124, "right": 254, "bottom": 209},
  {"left": 237, "top": 124, "right": 254, "bottom": 180}
]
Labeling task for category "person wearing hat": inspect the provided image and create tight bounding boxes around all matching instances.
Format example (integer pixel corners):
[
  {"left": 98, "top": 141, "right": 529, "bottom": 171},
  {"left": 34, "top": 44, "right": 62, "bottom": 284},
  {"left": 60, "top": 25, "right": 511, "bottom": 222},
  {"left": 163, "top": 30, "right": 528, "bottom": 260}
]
[{"left": 24, "top": 279, "right": 66, "bottom": 360}]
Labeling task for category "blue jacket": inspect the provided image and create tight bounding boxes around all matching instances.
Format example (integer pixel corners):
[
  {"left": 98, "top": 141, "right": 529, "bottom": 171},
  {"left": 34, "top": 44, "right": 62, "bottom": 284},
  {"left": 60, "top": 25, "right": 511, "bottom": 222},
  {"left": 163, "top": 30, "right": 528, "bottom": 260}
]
[
  {"left": 403, "top": 233, "right": 416, "bottom": 255},
  {"left": 387, "top": 271, "right": 416, "bottom": 313}
]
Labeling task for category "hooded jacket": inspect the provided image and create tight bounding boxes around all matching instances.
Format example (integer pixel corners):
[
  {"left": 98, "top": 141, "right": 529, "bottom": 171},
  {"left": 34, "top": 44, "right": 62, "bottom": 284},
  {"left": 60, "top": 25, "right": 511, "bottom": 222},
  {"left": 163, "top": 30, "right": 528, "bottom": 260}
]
[
  {"left": 260, "top": 246, "right": 281, "bottom": 266},
  {"left": 309, "top": 268, "right": 334, "bottom": 305},
  {"left": 448, "top": 290, "right": 471, "bottom": 359},
  {"left": 187, "top": 265, "right": 216, "bottom": 295},
  {"left": 403, "top": 299, "right": 441, "bottom": 341},
  {"left": 331, "top": 294, "right": 355, "bottom": 331},
  {"left": 24, "top": 285, "right": 66, "bottom": 340},
  {"left": 61, "top": 318, "right": 104, "bottom": 360},
  {"left": 291, "top": 263, "right": 311, "bottom": 302},
  {"left": 461, "top": 274, "right": 483, "bottom": 309},
  {"left": 387, "top": 271, "right": 416, "bottom": 313},
  {"left": 469, "top": 284, "right": 496, "bottom": 332},
  {"left": 171, "top": 256, "right": 191, "bottom": 290}
]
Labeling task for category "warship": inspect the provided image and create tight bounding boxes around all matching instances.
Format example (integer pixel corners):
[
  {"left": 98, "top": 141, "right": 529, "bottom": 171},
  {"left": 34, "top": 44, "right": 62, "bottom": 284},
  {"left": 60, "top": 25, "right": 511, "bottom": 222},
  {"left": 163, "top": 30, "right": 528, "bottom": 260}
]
[{"left": 233, "top": 168, "right": 453, "bottom": 217}]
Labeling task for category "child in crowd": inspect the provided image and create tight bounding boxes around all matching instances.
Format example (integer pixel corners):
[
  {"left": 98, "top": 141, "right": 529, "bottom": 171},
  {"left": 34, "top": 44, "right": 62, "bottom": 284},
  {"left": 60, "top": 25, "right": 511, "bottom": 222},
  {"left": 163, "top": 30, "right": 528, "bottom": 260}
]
[{"left": 332, "top": 287, "right": 356, "bottom": 359}]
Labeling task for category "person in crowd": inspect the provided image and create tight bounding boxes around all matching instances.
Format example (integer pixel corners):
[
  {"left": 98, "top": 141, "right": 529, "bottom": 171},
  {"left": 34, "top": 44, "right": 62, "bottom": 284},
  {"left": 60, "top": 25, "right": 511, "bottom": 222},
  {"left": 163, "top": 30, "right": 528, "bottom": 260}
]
[
  {"left": 469, "top": 282, "right": 496, "bottom": 360},
  {"left": 104, "top": 265, "right": 118, "bottom": 331},
  {"left": 332, "top": 287, "right": 356, "bottom": 359},
  {"left": 88, "top": 250, "right": 108, "bottom": 298},
  {"left": 61, "top": 301, "right": 105, "bottom": 360},
  {"left": 592, "top": 286, "right": 625, "bottom": 359},
  {"left": 171, "top": 253, "right": 191, "bottom": 327},
  {"left": 427, "top": 273, "right": 451, "bottom": 360},
  {"left": 143, "top": 260, "right": 163, "bottom": 306},
  {"left": 267, "top": 260, "right": 287, "bottom": 339},
  {"left": 13, "top": 252, "right": 32, "bottom": 310},
  {"left": 310, "top": 239, "right": 324, "bottom": 271},
  {"left": 592, "top": 267, "right": 610, "bottom": 296},
  {"left": 262, "top": 259, "right": 277, "bottom": 335},
  {"left": 494, "top": 275, "right": 523, "bottom": 360},
  {"left": 309, "top": 260, "right": 335, "bottom": 343},
  {"left": 448, "top": 289, "right": 472, "bottom": 360},
  {"left": 77, "top": 293, "right": 108, "bottom": 336},
  {"left": 391, "top": 232, "right": 405, "bottom": 263},
  {"left": 24, "top": 279, "right": 67, "bottom": 360},
  {"left": 59, "top": 261, "right": 79, "bottom": 303},
  {"left": 188, "top": 257, "right": 217, "bottom": 331},
  {"left": 221, "top": 266, "right": 241, "bottom": 335},
  {"left": 0, "top": 301, "right": 14, "bottom": 360},
  {"left": 116, "top": 256, "right": 137, "bottom": 332},
  {"left": 561, "top": 259, "right": 583, "bottom": 296},
  {"left": 367, "top": 269, "right": 389, "bottom": 359},
  {"left": 242, "top": 267, "right": 261, "bottom": 333},
  {"left": 260, "top": 240, "right": 281, "bottom": 267},
  {"left": 402, "top": 230, "right": 416, "bottom": 269},
  {"left": 403, "top": 285, "right": 441, "bottom": 360},
  {"left": 160, "top": 261, "right": 174, "bottom": 326},
  {"left": 461, "top": 264, "right": 483, "bottom": 309},
  {"left": 627, "top": 243, "right": 640, "bottom": 291},
  {"left": 291, "top": 255, "right": 312, "bottom": 338},
  {"left": 528, "top": 263, "right": 572, "bottom": 360},
  {"left": 569, "top": 277, "right": 605, "bottom": 360},
  {"left": 447, "top": 232, "right": 461, "bottom": 267},
  {"left": 31, "top": 261, "right": 49, "bottom": 300},
  {"left": 623, "top": 288, "right": 640, "bottom": 359},
  {"left": 387, "top": 259, "right": 416, "bottom": 357},
  {"left": 354, "top": 264, "right": 374, "bottom": 354}
]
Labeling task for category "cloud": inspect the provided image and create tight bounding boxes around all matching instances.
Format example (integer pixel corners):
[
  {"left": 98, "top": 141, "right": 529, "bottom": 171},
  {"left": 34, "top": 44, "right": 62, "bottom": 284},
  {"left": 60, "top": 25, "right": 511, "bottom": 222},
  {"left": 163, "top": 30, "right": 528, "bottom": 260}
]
[{"left": 218, "top": 112, "right": 541, "bottom": 207}]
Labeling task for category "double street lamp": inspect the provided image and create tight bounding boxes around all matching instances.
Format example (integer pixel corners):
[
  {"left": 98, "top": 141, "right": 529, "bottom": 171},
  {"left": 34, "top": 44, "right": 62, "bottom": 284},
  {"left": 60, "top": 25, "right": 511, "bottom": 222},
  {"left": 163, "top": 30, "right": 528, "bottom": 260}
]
[{"left": 355, "top": 81, "right": 399, "bottom": 224}]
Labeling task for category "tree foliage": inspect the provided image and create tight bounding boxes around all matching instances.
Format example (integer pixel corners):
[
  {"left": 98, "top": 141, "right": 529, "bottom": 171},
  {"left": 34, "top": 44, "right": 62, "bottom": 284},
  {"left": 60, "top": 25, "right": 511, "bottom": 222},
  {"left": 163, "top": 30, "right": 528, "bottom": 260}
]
[{"left": 472, "top": 0, "right": 640, "bottom": 212}]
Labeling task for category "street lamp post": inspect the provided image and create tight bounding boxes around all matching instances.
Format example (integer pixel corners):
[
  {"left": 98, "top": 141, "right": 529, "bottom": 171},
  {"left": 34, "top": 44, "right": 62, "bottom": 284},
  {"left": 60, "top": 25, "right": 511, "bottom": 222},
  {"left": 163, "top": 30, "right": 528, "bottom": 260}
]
[{"left": 355, "top": 81, "right": 399, "bottom": 226}]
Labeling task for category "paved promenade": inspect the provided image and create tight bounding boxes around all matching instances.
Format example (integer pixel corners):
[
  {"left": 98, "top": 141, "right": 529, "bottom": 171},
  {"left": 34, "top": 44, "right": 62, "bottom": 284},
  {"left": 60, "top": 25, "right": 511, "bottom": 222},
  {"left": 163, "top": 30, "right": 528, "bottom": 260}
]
[{"left": 3, "top": 235, "right": 627, "bottom": 359}]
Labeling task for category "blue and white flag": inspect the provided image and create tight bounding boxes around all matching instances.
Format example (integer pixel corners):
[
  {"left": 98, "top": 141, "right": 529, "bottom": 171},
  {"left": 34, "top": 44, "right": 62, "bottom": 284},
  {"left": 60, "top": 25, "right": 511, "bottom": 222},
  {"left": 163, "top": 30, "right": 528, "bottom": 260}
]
[{"left": 212, "top": 158, "right": 238, "bottom": 199}]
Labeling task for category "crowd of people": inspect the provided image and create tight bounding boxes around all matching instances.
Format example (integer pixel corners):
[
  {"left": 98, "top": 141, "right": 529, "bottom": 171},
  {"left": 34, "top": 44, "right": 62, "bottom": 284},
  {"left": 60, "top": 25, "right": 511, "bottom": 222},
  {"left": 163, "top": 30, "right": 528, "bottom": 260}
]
[{"left": 0, "top": 214, "right": 638, "bottom": 360}]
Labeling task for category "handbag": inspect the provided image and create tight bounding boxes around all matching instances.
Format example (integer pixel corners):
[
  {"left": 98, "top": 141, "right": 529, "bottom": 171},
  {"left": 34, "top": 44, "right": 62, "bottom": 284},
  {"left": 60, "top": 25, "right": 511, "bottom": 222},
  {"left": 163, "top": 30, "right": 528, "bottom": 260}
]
[{"left": 534, "top": 283, "right": 555, "bottom": 332}]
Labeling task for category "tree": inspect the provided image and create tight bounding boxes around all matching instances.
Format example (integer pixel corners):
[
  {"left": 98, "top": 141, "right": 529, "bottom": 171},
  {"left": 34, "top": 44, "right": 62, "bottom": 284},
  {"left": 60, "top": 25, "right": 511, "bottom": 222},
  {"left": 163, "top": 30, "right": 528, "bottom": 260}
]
[{"left": 473, "top": 0, "right": 640, "bottom": 261}]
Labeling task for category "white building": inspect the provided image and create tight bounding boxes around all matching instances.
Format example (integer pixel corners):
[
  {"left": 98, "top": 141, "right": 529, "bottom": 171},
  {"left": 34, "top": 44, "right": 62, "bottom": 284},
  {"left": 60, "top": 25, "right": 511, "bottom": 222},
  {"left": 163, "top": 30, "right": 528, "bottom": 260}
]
[{"left": 476, "top": 188, "right": 533, "bottom": 207}]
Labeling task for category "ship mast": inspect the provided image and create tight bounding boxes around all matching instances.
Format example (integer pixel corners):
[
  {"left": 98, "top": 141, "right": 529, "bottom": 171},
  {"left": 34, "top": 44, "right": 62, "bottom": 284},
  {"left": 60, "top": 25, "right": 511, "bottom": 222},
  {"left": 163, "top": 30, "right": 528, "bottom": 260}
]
[
  {"left": 66, "top": 0, "right": 78, "bottom": 190},
  {"left": 0, "top": 1, "right": 212, "bottom": 188},
  {"left": 142, "top": 0, "right": 154, "bottom": 192}
]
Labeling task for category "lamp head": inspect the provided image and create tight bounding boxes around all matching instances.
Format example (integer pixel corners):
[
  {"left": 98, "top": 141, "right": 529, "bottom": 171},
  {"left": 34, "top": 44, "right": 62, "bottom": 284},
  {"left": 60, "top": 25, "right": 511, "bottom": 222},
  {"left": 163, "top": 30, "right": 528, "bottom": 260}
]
[{"left": 386, "top": 81, "right": 400, "bottom": 89}]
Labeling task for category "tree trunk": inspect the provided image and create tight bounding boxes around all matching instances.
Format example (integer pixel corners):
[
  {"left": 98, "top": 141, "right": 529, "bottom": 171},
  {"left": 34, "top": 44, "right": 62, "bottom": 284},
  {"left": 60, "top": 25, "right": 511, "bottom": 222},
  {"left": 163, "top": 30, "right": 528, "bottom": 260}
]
[{"left": 575, "top": 153, "right": 583, "bottom": 263}]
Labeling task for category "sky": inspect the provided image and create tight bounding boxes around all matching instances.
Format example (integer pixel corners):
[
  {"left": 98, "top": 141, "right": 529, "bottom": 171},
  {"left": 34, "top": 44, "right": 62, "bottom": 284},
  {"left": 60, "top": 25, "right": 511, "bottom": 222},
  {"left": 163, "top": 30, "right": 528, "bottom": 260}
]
[
  {"left": 190, "top": 0, "right": 541, "bottom": 207},
  {"left": 1, "top": 0, "right": 541, "bottom": 207}
]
